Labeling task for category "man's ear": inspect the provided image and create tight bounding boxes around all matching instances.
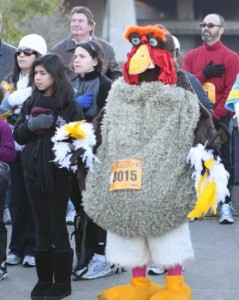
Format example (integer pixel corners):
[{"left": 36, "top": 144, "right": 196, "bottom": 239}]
[{"left": 220, "top": 26, "right": 225, "bottom": 35}]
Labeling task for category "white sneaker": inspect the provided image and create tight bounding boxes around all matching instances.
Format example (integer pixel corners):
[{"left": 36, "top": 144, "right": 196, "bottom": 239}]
[
  {"left": 23, "top": 256, "right": 35, "bottom": 267},
  {"left": 6, "top": 253, "right": 21, "bottom": 265},
  {"left": 148, "top": 265, "right": 166, "bottom": 275},
  {"left": 80, "top": 256, "right": 112, "bottom": 280},
  {"left": 66, "top": 209, "right": 76, "bottom": 225},
  {"left": 74, "top": 265, "right": 88, "bottom": 279},
  {"left": 220, "top": 203, "right": 234, "bottom": 224},
  {"left": 3, "top": 208, "right": 11, "bottom": 225}
]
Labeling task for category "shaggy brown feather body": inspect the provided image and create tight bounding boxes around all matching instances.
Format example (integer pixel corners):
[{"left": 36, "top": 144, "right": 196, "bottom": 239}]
[{"left": 83, "top": 79, "right": 200, "bottom": 238}]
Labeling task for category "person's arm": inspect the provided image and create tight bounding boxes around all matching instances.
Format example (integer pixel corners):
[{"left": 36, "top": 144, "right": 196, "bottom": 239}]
[
  {"left": 97, "top": 76, "right": 112, "bottom": 111},
  {"left": 0, "top": 80, "right": 32, "bottom": 114},
  {"left": 186, "top": 72, "right": 213, "bottom": 113},
  {"left": 0, "top": 121, "right": 16, "bottom": 163},
  {"left": 213, "top": 53, "right": 239, "bottom": 120},
  {"left": 13, "top": 100, "right": 35, "bottom": 145},
  {"left": 0, "top": 76, "right": 15, "bottom": 114}
]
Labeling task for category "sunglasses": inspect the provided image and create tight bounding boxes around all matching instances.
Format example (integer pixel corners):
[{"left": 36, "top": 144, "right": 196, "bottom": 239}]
[
  {"left": 200, "top": 23, "right": 222, "bottom": 29},
  {"left": 77, "top": 41, "right": 97, "bottom": 57},
  {"left": 16, "top": 48, "right": 38, "bottom": 56}
]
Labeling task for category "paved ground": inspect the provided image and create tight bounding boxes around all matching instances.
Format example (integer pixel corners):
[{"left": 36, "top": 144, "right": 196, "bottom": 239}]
[{"left": 2, "top": 216, "right": 239, "bottom": 300}]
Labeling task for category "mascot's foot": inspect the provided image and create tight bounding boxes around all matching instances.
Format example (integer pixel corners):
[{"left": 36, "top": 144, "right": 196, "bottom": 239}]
[
  {"left": 149, "top": 275, "right": 192, "bottom": 300},
  {"left": 98, "top": 276, "right": 163, "bottom": 300}
]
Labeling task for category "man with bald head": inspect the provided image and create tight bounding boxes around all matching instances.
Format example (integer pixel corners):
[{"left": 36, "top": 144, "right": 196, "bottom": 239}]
[{"left": 183, "top": 13, "right": 239, "bottom": 224}]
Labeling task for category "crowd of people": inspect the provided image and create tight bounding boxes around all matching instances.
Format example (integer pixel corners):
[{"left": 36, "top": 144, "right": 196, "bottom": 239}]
[{"left": 0, "top": 5, "right": 239, "bottom": 300}]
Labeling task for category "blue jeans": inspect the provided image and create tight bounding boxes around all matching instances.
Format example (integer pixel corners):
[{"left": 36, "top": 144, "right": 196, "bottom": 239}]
[{"left": 8, "top": 156, "right": 36, "bottom": 258}]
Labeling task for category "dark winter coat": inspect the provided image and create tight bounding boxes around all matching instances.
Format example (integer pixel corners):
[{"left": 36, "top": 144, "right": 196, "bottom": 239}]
[
  {"left": 13, "top": 94, "right": 83, "bottom": 176},
  {"left": 72, "top": 71, "right": 112, "bottom": 122},
  {"left": 0, "top": 120, "right": 16, "bottom": 163},
  {"left": 0, "top": 39, "right": 16, "bottom": 83}
]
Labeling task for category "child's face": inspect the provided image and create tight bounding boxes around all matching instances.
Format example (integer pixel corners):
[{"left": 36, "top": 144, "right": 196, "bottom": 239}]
[
  {"left": 74, "top": 46, "right": 97, "bottom": 76},
  {"left": 34, "top": 65, "right": 54, "bottom": 96}
]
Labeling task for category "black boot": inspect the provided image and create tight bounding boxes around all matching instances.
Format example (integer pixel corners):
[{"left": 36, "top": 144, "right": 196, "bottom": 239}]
[
  {"left": 43, "top": 249, "right": 73, "bottom": 300},
  {"left": 31, "top": 250, "right": 53, "bottom": 300}
]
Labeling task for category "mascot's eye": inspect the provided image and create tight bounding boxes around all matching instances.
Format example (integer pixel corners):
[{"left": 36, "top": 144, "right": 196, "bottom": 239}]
[
  {"left": 148, "top": 37, "right": 158, "bottom": 47},
  {"left": 131, "top": 37, "right": 141, "bottom": 46}
]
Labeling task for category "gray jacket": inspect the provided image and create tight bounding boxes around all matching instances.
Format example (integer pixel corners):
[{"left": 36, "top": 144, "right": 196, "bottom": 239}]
[{"left": 0, "top": 39, "right": 16, "bottom": 82}]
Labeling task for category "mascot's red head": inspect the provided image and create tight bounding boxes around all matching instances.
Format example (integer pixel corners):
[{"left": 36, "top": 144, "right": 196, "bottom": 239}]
[{"left": 123, "top": 25, "right": 177, "bottom": 85}]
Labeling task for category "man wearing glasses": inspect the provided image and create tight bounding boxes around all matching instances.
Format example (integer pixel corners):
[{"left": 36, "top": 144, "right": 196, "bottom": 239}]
[{"left": 183, "top": 14, "right": 239, "bottom": 224}]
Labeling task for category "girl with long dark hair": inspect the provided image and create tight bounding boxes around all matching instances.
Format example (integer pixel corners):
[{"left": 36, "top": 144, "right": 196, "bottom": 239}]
[{"left": 14, "top": 53, "right": 83, "bottom": 300}]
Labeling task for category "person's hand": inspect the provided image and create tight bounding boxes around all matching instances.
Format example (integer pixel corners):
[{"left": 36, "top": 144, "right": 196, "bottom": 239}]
[
  {"left": 203, "top": 61, "right": 226, "bottom": 79},
  {"left": 27, "top": 114, "right": 54, "bottom": 132},
  {"left": 233, "top": 102, "right": 239, "bottom": 130},
  {"left": 76, "top": 92, "right": 93, "bottom": 109}
]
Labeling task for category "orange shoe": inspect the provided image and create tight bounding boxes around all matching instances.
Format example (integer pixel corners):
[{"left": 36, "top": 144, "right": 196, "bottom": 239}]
[
  {"left": 98, "top": 276, "right": 163, "bottom": 300},
  {"left": 149, "top": 275, "right": 192, "bottom": 300}
]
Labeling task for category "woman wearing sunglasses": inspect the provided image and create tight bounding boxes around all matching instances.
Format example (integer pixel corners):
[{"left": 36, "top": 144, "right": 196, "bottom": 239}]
[
  {"left": 71, "top": 40, "right": 113, "bottom": 280},
  {"left": 0, "top": 34, "right": 47, "bottom": 269}
]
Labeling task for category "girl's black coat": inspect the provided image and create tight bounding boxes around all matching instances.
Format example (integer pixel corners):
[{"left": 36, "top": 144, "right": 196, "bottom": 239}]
[{"left": 13, "top": 96, "right": 83, "bottom": 175}]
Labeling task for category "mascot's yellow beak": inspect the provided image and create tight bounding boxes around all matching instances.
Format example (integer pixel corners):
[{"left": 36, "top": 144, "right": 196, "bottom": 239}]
[
  {"left": 129, "top": 44, "right": 155, "bottom": 75},
  {"left": 64, "top": 120, "right": 87, "bottom": 139}
]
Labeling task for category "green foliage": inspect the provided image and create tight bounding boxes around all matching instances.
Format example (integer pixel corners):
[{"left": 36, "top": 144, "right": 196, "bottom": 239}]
[{"left": 0, "top": 0, "right": 61, "bottom": 45}]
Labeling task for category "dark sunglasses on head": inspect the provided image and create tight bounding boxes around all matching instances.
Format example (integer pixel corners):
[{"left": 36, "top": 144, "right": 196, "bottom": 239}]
[
  {"left": 200, "top": 23, "right": 222, "bottom": 29},
  {"left": 78, "top": 41, "right": 97, "bottom": 57},
  {"left": 16, "top": 48, "right": 38, "bottom": 56}
]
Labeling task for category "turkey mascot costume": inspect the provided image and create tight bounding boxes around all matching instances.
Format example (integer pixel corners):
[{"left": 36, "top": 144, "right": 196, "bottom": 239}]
[{"left": 79, "top": 25, "right": 228, "bottom": 300}]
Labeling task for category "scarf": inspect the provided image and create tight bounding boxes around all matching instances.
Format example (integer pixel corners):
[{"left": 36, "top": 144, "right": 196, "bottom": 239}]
[{"left": 30, "top": 93, "right": 58, "bottom": 192}]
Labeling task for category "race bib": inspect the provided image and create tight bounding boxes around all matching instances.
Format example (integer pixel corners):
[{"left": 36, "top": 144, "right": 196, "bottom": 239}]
[
  {"left": 202, "top": 82, "right": 216, "bottom": 104},
  {"left": 109, "top": 159, "right": 143, "bottom": 191}
]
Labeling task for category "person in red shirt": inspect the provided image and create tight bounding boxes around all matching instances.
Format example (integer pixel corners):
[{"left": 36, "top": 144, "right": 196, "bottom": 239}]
[{"left": 182, "top": 13, "right": 239, "bottom": 224}]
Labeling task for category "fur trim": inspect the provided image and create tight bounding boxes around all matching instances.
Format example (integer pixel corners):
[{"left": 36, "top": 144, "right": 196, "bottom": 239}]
[
  {"left": 149, "top": 223, "right": 194, "bottom": 268},
  {"left": 52, "top": 121, "right": 100, "bottom": 173},
  {"left": 82, "top": 78, "right": 200, "bottom": 238},
  {"left": 106, "top": 232, "right": 151, "bottom": 267},
  {"left": 124, "top": 25, "right": 166, "bottom": 41},
  {"left": 106, "top": 223, "right": 194, "bottom": 268},
  {"left": 187, "top": 144, "right": 230, "bottom": 218}
]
